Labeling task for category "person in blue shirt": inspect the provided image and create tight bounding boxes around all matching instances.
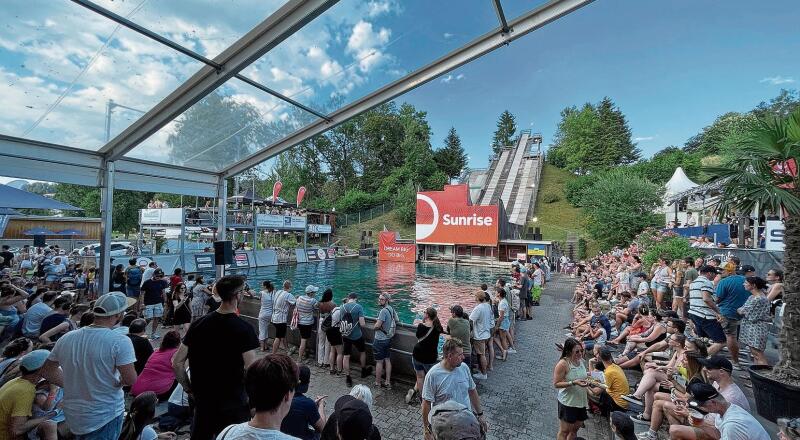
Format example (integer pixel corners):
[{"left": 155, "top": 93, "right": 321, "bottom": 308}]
[
  {"left": 280, "top": 365, "right": 326, "bottom": 440},
  {"left": 715, "top": 263, "right": 755, "bottom": 370},
  {"left": 340, "top": 293, "right": 372, "bottom": 387}
]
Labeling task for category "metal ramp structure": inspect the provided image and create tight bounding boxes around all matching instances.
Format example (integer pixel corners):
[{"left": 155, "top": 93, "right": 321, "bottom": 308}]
[{"left": 474, "top": 131, "right": 543, "bottom": 226}]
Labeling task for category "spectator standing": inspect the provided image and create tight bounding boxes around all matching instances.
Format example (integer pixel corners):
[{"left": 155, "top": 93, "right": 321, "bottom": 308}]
[
  {"left": 714, "top": 263, "right": 753, "bottom": 369},
  {"left": 258, "top": 280, "right": 275, "bottom": 352},
  {"left": 372, "top": 293, "right": 397, "bottom": 389},
  {"left": 737, "top": 276, "right": 771, "bottom": 366},
  {"left": 421, "top": 339, "right": 486, "bottom": 440},
  {"left": 127, "top": 319, "right": 153, "bottom": 375},
  {"left": 190, "top": 276, "right": 211, "bottom": 321},
  {"left": 271, "top": 281, "right": 297, "bottom": 354},
  {"left": 428, "top": 401, "right": 482, "bottom": 440},
  {"left": 0, "top": 245, "right": 14, "bottom": 270},
  {"left": 216, "top": 354, "right": 299, "bottom": 440},
  {"left": 41, "top": 292, "right": 138, "bottom": 439},
  {"left": 553, "top": 338, "right": 589, "bottom": 440},
  {"left": 446, "top": 305, "right": 472, "bottom": 365},
  {"left": 280, "top": 365, "right": 326, "bottom": 440},
  {"left": 140, "top": 262, "right": 157, "bottom": 288},
  {"left": 0, "top": 349, "right": 56, "bottom": 440},
  {"left": 406, "top": 307, "right": 443, "bottom": 404},
  {"left": 169, "top": 268, "right": 183, "bottom": 289},
  {"left": 172, "top": 275, "right": 258, "bottom": 440},
  {"left": 140, "top": 268, "right": 169, "bottom": 339},
  {"left": 124, "top": 258, "right": 143, "bottom": 299},
  {"left": 296, "top": 285, "right": 320, "bottom": 362},
  {"left": 687, "top": 266, "right": 726, "bottom": 355},
  {"left": 469, "top": 292, "right": 493, "bottom": 380},
  {"left": 317, "top": 289, "right": 335, "bottom": 369},
  {"left": 515, "top": 269, "right": 532, "bottom": 320},
  {"left": 340, "top": 293, "right": 371, "bottom": 388}
]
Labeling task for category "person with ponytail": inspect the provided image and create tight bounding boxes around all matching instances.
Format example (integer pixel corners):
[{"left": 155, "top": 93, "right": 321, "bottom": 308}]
[
  {"left": 406, "top": 307, "right": 444, "bottom": 405},
  {"left": 553, "top": 337, "right": 589, "bottom": 440},
  {"left": 119, "top": 391, "right": 176, "bottom": 440}
]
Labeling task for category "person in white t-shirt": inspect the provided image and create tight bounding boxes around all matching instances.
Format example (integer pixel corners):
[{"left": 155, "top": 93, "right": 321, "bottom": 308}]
[
  {"left": 686, "top": 383, "right": 769, "bottom": 440},
  {"left": 468, "top": 292, "right": 493, "bottom": 380},
  {"left": 141, "top": 262, "right": 157, "bottom": 287},
  {"left": 271, "top": 281, "right": 297, "bottom": 354},
  {"left": 217, "top": 354, "right": 300, "bottom": 440},
  {"left": 258, "top": 281, "right": 276, "bottom": 352},
  {"left": 41, "top": 291, "right": 138, "bottom": 439}
]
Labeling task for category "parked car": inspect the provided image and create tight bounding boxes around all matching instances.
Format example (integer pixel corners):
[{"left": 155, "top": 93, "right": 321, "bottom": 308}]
[{"left": 75, "top": 242, "right": 132, "bottom": 257}]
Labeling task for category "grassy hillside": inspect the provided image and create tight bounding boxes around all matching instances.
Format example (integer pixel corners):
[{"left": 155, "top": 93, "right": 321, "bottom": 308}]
[
  {"left": 531, "top": 164, "right": 598, "bottom": 256},
  {"left": 334, "top": 210, "right": 415, "bottom": 249}
]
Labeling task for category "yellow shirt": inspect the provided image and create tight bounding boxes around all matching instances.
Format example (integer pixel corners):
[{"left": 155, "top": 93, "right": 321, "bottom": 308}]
[
  {"left": 603, "top": 363, "right": 630, "bottom": 409},
  {"left": 0, "top": 377, "right": 36, "bottom": 438}
]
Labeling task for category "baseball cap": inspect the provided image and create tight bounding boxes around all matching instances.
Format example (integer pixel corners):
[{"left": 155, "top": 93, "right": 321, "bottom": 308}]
[
  {"left": 20, "top": 349, "right": 50, "bottom": 372},
  {"left": 335, "top": 395, "right": 373, "bottom": 440},
  {"left": 305, "top": 285, "right": 319, "bottom": 295},
  {"left": 93, "top": 291, "right": 137, "bottom": 316},
  {"left": 696, "top": 355, "right": 733, "bottom": 373},
  {"left": 153, "top": 268, "right": 165, "bottom": 277},
  {"left": 687, "top": 382, "right": 720, "bottom": 408},
  {"left": 699, "top": 265, "right": 719, "bottom": 275},
  {"left": 430, "top": 400, "right": 482, "bottom": 440},
  {"left": 347, "top": 292, "right": 359, "bottom": 300},
  {"left": 740, "top": 265, "right": 756, "bottom": 274},
  {"left": 296, "top": 365, "right": 311, "bottom": 394}
]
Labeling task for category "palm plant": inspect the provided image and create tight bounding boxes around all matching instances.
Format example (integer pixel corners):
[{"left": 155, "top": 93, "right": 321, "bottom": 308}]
[{"left": 705, "top": 108, "right": 800, "bottom": 381}]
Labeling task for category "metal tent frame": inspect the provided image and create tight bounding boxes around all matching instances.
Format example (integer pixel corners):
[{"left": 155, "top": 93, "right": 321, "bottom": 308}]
[{"left": 0, "top": 0, "right": 594, "bottom": 291}]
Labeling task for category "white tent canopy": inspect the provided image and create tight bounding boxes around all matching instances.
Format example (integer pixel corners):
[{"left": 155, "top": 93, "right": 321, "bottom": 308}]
[{"left": 664, "top": 167, "right": 699, "bottom": 198}]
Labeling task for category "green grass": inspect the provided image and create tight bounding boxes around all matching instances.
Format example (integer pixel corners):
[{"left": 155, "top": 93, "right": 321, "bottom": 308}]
[
  {"left": 334, "top": 211, "right": 415, "bottom": 249},
  {"left": 531, "top": 164, "right": 598, "bottom": 256}
]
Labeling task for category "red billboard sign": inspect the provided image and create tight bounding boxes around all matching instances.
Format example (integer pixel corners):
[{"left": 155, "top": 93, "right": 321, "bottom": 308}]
[
  {"left": 416, "top": 184, "right": 499, "bottom": 246},
  {"left": 378, "top": 231, "right": 416, "bottom": 263}
]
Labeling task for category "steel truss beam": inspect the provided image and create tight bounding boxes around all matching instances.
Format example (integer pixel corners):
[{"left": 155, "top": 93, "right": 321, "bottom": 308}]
[
  {"left": 223, "top": 0, "right": 594, "bottom": 177},
  {"left": 99, "top": 0, "right": 337, "bottom": 161}
]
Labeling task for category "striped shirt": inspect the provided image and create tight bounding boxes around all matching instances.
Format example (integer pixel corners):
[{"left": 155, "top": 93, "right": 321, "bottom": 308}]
[
  {"left": 296, "top": 295, "right": 319, "bottom": 325},
  {"left": 688, "top": 276, "right": 716, "bottom": 319},
  {"left": 271, "top": 290, "right": 296, "bottom": 324}
]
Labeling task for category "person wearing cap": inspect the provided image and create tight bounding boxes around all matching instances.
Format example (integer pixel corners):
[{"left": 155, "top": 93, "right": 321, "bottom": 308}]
[
  {"left": 319, "top": 395, "right": 379, "bottom": 440},
  {"left": 422, "top": 339, "right": 486, "bottom": 440},
  {"left": 429, "top": 400, "right": 483, "bottom": 440},
  {"left": 40, "top": 291, "right": 138, "bottom": 439},
  {"left": 684, "top": 382, "right": 769, "bottom": 440},
  {"left": 296, "top": 285, "right": 320, "bottom": 362},
  {"left": 140, "top": 268, "right": 170, "bottom": 340},
  {"left": 713, "top": 262, "right": 751, "bottom": 369},
  {"left": 372, "top": 293, "right": 397, "bottom": 389},
  {"left": 696, "top": 356, "right": 749, "bottom": 412},
  {"left": 279, "top": 365, "right": 326, "bottom": 439},
  {"left": 217, "top": 354, "right": 300, "bottom": 440},
  {"left": 172, "top": 275, "right": 258, "bottom": 440},
  {"left": 0, "top": 349, "right": 57, "bottom": 440},
  {"left": 271, "top": 281, "right": 297, "bottom": 355},
  {"left": 340, "top": 293, "right": 371, "bottom": 388},
  {"left": 687, "top": 266, "right": 726, "bottom": 356}
]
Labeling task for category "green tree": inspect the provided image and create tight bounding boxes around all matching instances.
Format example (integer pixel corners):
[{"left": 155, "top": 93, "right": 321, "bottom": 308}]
[
  {"left": 548, "top": 103, "right": 600, "bottom": 173},
  {"left": 491, "top": 110, "right": 517, "bottom": 155},
  {"left": 434, "top": 127, "right": 468, "bottom": 180},
  {"left": 595, "top": 97, "right": 640, "bottom": 166},
  {"left": 51, "top": 184, "right": 151, "bottom": 237},
  {"left": 581, "top": 170, "right": 663, "bottom": 249},
  {"left": 394, "top": 180, "right": 418, "bottom": 224},
  {"left": 629, "top": 147, "right": 703, "bottom": 185},
  {"left": 752, "top": 88, "right": 800, "bottom": 119},
  {"left": 704, "top": 108, "right": 800, "bottom": 382},
  {"left": 683, "top": 112, "right": 758, "bottom": 156}
]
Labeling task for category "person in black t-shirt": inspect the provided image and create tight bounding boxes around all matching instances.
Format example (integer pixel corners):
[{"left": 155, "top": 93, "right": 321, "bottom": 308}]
[
  {"left": 0, "top": 245, "right": 14, "bottom": 270},
  {"left": 127, "top": 318, "right": 154, "bottom": 374},
  {"left": 140, "top": 268, "right": 170, "bottom": 339},
  {"left": 172, "top": 275, "right": 259, "bottom": 440}
]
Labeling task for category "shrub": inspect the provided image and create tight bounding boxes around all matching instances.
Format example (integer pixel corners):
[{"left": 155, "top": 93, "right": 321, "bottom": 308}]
[
  {"left": 541, "top": 191, "right": 561, "bottom": 204},
  {"left": 393, "top": 180, "right": 417, "bottom": 225},
  {"left": 642, "top": 236, "right": 704, "bottom": 269},
  {"left": 336, "top": 189, "right": 383, "bottom": 213},
  {"left": 564, "top": 174, "right": 596, "bottom": 207}
]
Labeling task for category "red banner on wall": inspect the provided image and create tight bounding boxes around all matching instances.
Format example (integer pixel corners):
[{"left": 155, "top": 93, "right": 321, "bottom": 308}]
[
  {"left": 378, "top": 231, "right": 416, "bottom": 263},
  {"left": 416, "top": 184, "right": 499, "bottom": 246}
]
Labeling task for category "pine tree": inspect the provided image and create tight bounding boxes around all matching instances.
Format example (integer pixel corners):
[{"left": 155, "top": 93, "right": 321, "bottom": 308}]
[
  {"left": 434, "top": 127, "right": 468, "bottom": 180},
  {"left": 491, "top": 110, "right": 517, "bottom": 155},
  {"left": 595, "top": 97, "right": 640, "bottom": 166}
]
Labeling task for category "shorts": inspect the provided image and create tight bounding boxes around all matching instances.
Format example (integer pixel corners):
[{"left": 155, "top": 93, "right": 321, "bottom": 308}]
[
  {"left": 143, "top": 303, "right": 164, "bottom": 319},
  {"left": 373, "top": 338, "right": 391, "bottom": 361},
  {"left": 656, "top": 283, "right": 669, "bottom": 294},
  {"left": 499, "top": 316, "right": 511, "bottom": 331},
  {"left": 326, "top": 327, "right": 342, "bottom": 346},
  {"left": 298, "top": 323, "right": 313, "bottom": 339},
  {"left": 412, "top": 357, "right": 435, "bottom": 373},
  {"left": 720, "top": 317, "right": 740, "bottom": 336},
  {"left": 473, "top": 338, "right": 488, "bottom": 356},
  {"left": 125, "top": 286, "right": 140, "bottom": 298},
  {"left": 672, "top": 287, "right": 684, "bottom": 299},
  {"left": 558, "top": 401, "right": 588, "bottom": 424},
  {"left": 274, "top": 322, "right": 288, "bottom": 338},
  {"left": 257, "top": 315, "right": 272, "bottom": 341},
  {"left": 343, "top": 336, "right": 365, "bottom": 354},
  {"left": 689, "top": 315, "right": 726, "bottom": 343}
]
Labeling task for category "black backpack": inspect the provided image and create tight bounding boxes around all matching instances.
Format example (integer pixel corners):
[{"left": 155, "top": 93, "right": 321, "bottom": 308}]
[{"left": 338, "top": 303, "right": 357, "bottom": 337}]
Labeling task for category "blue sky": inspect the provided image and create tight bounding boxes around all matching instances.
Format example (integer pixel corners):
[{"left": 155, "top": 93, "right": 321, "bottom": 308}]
[
  {"left": 0, "top": 0, "right": 798, "bottom": 180},
  {"left": 398, "top": 0, "right": 800, "bottom": 168}
]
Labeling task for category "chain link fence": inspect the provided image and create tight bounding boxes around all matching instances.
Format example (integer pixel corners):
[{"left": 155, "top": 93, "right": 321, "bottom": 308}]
[{"left": 336, "top": 201, "right": 395, "bottom": 228}]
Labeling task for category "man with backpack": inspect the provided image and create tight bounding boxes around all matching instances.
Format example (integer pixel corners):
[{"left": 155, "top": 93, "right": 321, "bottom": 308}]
[
  {"left": 124, "top": 258, "right": 143, "bottom": 300},
  {"left": 270, "top": 281, "right": 297, "bottom": 355},
  {"left": 338, "top": 293, "right": 372, "bottom": 387},
  {"left": 372, "top": 293, "right": 397, "bottom": 389}
]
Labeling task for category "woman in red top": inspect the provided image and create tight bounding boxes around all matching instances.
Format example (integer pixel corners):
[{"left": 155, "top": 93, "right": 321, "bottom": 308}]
[
  {"left": 131, "top": 330, "right": 181, "bottom": 400},
  {"left": 169, "top": 268, "right": 183, "bottom": 288}
]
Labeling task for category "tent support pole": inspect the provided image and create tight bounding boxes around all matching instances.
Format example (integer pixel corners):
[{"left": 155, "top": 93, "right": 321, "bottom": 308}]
[
  {"left": 216, "top": 177, "right": 228, "bottom": 279},
  {"left": 98, "top": 161, "right": 115, "bottom": 295}
]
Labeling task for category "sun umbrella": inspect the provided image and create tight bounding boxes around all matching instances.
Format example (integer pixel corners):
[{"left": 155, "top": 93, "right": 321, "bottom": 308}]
[
  {"left": 23, "top": 227, "right": 57, "bottom": 235},
  {"left": 0, "top": 184, "right": 82, "bottom": 210},
  {"left": 56, "top": 229, "right": 85, "bottom": 252}
]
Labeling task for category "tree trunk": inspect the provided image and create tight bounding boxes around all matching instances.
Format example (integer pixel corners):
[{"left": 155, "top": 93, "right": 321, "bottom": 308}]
[{"left": 774, "top": 209, "right": 800, "bottom": 382}]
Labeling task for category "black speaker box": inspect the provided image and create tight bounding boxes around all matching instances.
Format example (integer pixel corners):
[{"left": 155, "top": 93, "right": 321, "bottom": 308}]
[
  {"left": 214, "top": 240, "right": 233, "bottom": 265},
  {"left": 33, "top": 235, "right": 46, "bottom": 247}
]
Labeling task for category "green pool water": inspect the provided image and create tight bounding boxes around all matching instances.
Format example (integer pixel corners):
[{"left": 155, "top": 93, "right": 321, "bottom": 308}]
[{"left": 231, "top": 258, "right": 511, "bottom": 324}]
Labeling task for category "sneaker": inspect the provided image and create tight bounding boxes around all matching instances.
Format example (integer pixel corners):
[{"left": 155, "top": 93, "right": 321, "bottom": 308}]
[
  {"left": 622, "top": 394, "right": 643, "bottom": 406},
  {"left": 507, "top": 348, "right": 517, "bottom": 354},
  {"left": 361, "top": 366, "right": 373, "bottom": 378},
  {"left": 346, "top": 375, "right": 353, "bottom": 387},
  {"left": 629, "top": 413, "right": 651, "bottom": 425},
  {"left": 405, "top": 388, "right": 417, "bottom": 404},
  {"left": 472, "top": 373, "right": 488, "bottom": 380},
  {"left": 636, "top": 432, "right": 656, "bottom": 440},
  {"left": 150, "top": 333, "right": 161, "bottom": 340}
]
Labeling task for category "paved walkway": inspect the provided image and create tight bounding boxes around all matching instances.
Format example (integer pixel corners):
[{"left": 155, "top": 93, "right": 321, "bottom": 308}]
[{"left": 298, "top": 274, "right": 579, "bottom": 440}]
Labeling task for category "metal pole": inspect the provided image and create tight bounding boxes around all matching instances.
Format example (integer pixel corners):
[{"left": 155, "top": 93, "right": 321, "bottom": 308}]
[
  {"left": 98, "top": 161, "right": 115, "bottom": 294},
  {"left": 105, "top": 99, "right": 113, "bottom": 143},
  {"left": 216, "top": 178, "right": 228, "bottom": 279},
  {"left": 180, "top": 207, "right": 186, "bottom": 268}
]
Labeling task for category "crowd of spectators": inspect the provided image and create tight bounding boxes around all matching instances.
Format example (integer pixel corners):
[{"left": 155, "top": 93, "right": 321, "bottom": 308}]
[{"left": 553, "top": 242, "right": 788, "bottom": 440}]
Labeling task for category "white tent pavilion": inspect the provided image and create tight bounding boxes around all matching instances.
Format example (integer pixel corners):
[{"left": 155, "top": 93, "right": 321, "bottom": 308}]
[{"left": 662, "top": 167, "right": 699, "bottom": 224}]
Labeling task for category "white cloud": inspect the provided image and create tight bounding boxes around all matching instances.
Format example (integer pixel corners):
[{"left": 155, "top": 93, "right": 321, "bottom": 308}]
[
  {"left": 760, "top": 76, "right": 795, "bottom": 85},
  {"left": 346, "top": 20, "right": 391, "bottom": 73},
  {"left": 441, "top": 73, "right": 465, "bottom": 84},
  {"left": 443, "top": 32, "right": 454, "bottom": 39},
  {"left": 456, "top": 73, "right": 464, "bottom": 80},
  {"left": 366, "top": 1, "right": 392, "bottom": 17},
  {"left": 633, "top": 136, "right": 655, "bottom": 142}
]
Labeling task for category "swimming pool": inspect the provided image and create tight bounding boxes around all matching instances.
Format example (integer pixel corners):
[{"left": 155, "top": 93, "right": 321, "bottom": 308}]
[{"left": 231, "top": 258, "right": 511, "bottom": 324}]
